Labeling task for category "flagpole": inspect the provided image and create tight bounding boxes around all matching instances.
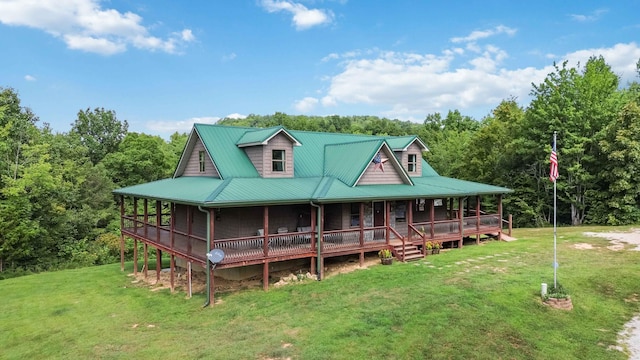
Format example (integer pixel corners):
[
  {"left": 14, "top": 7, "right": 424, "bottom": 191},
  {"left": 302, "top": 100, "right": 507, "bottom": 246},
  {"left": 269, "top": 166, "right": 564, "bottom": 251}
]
[{"left": 553, "top": 131, "right": 557, "bottom": 289}]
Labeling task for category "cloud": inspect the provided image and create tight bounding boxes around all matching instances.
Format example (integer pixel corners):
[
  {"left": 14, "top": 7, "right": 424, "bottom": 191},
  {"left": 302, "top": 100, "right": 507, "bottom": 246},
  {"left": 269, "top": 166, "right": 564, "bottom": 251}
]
[
  {"left": 224, "top": 113, "right": 246, "bottom": 119},
  {"left": 570, "top": 8, "right": 608, "bottom": 22},
  {"left": 260, "top": 0, "right": 333, "bottom": 30},
  {"left": 294, "top": 97, "right": 319, "bottom": 112},
  {"left": 315, "top": 41, "right": 640, "bottom": 121},
  {"left": 146, "top": 116, "right": 219, "bottom": 133},
  {"left": 24, "top": 74, "right": 36, "bottom": 81},
  {"left": 222, "top": 52, "right": 237, "bottom": 62},
  {"left": 0, "top": 0, "right": 194, "bottom": 55},
  {"left": 450, "top": 25, "right": 516, "bottom": 43}
]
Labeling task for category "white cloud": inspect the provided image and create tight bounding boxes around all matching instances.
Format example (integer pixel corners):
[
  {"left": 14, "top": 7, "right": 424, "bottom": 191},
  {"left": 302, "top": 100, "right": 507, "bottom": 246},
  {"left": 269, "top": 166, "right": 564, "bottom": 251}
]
[
  {"left": 225, "top": 113, "right": 246, "bottom": 119},
  {"left": 146, "top": 116, "right": 219, "bottom": 133},
  {"left": 315, "top": 42, "right": 640, "bottom": 121},
  {"left": 294, "top": 97, "right": 319, "bottom": 112},
  {"left": 0, "top": 0, "right": 194, "bottom": 55},
  {"left": 570, "top": 8, "right": 608, "bottom": 22},
  {"left": 222, "top": 52, "right": 237, "bottom": 62},
  {"left": 24, "top": 74, "right": 36, "bottom": 81},
  {"left": 260, "top": 0, "right": 333, "bottom": 30},
  {"left": 450, "top": 25, "right": 516, "bottom": 43}
]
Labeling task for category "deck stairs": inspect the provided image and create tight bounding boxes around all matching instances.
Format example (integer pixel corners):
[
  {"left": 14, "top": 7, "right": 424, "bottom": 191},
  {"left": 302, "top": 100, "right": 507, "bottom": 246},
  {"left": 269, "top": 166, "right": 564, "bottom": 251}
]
[{"left": 392, "top": 242, "right": 424, "bottom": 262}]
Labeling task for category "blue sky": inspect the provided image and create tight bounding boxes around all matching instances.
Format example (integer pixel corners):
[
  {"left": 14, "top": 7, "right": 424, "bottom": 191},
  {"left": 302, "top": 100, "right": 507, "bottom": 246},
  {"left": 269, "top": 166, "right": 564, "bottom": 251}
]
[{"left": 1, "top": 1, "right": 639, "bottom": 137}]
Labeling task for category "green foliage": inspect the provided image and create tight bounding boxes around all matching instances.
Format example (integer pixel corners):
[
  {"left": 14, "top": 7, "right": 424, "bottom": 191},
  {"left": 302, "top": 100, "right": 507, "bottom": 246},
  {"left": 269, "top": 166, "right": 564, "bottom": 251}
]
[{"left": 70, "top": 107, "right": 128, "bottom": 165}]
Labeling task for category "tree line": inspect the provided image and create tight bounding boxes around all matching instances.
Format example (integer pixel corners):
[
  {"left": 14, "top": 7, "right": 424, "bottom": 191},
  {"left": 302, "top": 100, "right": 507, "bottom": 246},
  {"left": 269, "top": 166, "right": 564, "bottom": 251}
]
[{"left": 1, "top": 55, "right": 639, "bottom": 277}]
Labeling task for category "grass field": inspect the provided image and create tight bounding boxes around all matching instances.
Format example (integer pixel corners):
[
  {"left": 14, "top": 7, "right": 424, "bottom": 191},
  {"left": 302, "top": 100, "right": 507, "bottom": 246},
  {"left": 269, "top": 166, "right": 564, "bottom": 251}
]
[{"left": 2, "top": 226, "right": 640, "bottom": 359}]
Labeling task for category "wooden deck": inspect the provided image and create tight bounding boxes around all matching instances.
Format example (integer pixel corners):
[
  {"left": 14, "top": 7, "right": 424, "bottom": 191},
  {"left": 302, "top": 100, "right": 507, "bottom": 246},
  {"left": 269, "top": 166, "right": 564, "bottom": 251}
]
[{"left": 122, "top": 214, "right": 502, "bottom": 267}]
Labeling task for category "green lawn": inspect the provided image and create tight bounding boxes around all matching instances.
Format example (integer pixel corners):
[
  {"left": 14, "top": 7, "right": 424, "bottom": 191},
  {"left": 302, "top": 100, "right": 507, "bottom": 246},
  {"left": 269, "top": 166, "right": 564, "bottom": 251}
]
[{"left": 2, "top": 226, "right": 639, "bottom": 359}]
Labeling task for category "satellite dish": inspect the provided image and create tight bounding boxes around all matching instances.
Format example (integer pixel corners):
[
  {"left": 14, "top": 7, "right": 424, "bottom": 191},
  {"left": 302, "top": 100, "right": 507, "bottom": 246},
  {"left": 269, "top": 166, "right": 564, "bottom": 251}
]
[{"left": 207, "top": 249, "right": 225, "bottom": 265}]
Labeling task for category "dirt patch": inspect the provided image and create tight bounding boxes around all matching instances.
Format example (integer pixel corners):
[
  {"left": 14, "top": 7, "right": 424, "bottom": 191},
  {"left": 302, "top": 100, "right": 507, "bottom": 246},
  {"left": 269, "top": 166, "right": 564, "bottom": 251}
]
[
  {"left": 583, "top": 229, "right": 640, "bottom": 251},
  {"left": 572, "top": 243, "right": 594, "bottom": 250},
  {"left": 130, "top": 254, "right": 382, "bottom": 295}
]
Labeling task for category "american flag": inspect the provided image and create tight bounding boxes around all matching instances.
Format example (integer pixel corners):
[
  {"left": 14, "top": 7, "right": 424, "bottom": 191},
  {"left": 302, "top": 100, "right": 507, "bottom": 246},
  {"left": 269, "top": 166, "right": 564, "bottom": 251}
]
[{"left": 549, "top": 139, "right": 559, "bottom": 182}]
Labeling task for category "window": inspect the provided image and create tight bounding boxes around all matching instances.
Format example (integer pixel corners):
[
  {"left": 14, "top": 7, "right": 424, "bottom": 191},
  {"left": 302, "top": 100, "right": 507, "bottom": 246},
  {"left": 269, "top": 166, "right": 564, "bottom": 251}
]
[
  {"left": 408, "top": 154, "right": 417, "bottom": 172},
  {"left": 272, "top": 150, "right": 285, "bottom": 172},
  {"left": 395, "top": 204, "right": 406, "bottom": 222},
  {"left": 350, "top": 203, "right": 360, "bottom": 227},
  {"left": 198, "top": 151, "right": 206, "bottom": 172}
]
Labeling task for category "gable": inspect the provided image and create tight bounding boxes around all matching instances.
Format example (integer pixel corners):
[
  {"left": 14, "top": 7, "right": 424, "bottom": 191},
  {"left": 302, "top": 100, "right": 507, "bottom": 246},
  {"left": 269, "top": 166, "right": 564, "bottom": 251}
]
[
  {"left": 183, "top": 138, "right": 219, "bottom": 177},
  {"left": 357, "top": 145, "right": 408, "bottom": 185}
]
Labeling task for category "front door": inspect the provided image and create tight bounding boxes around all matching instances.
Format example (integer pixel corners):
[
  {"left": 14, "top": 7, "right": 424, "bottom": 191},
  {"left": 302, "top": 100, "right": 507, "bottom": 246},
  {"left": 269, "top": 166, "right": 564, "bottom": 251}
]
[{"left": 373, "top": 201, "right": 385, "bottom": 227}]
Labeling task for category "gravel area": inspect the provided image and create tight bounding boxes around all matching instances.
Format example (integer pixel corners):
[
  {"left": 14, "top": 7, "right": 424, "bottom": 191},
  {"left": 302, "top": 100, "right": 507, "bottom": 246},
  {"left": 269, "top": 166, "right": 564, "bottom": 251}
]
[{"left": 583, "top": 230, "right": 640, "bottom": 358}]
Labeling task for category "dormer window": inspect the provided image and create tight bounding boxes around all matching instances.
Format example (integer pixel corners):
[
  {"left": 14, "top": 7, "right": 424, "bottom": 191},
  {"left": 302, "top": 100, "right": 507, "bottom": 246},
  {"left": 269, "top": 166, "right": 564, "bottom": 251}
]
[
  {"left": 272, "top": 150, "right": 285, "bottom": 172},
  {"left": 199, "top": 151, "right": 206, "bottom": 172},
  {"left": 408, "top": 154, "right": 417, "bottom": 172}
]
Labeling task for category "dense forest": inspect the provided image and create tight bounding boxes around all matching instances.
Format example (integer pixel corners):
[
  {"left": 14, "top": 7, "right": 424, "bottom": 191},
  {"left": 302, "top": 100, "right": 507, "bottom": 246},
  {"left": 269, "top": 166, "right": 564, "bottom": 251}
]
[{"left": 1, "top": 55, "right": 639, "bottom": 277}]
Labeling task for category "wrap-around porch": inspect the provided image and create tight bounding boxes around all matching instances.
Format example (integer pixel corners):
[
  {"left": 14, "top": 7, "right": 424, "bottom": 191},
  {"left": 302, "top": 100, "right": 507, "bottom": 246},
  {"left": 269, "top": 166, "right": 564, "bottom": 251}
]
[{"left": 119, "top": 195, "right": 509, "bottom": 298}]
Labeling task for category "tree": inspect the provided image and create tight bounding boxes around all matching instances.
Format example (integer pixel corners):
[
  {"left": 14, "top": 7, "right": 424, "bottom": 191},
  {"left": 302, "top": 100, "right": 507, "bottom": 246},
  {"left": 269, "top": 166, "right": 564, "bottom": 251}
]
[
  {"left": 590, "top": 102, "right": 640, "bottom": 224},
  {"left": 70, "top": 108, "right": 128, "bottom": 165},
  {"left": 102, "top": 132, "right": 174, "bottom": 187},
  {"left": 522, "top": 57, "right": 621, "bottom": 225}
]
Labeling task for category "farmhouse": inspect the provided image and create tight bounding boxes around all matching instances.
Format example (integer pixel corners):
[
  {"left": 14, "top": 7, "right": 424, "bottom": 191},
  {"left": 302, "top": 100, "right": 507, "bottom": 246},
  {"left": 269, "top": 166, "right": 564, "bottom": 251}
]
[{"left": 114, "top": 124, "right": 511, "bottom": 304}]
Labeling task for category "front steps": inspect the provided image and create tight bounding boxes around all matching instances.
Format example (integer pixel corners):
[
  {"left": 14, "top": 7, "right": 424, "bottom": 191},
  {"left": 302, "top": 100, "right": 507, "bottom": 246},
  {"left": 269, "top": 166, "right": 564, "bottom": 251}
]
[{"left": 392, "top": 243, "right": 424, "bottom": 262}]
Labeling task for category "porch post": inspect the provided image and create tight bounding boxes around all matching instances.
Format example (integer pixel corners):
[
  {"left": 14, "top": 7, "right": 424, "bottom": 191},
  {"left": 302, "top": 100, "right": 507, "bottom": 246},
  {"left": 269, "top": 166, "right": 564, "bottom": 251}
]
[
  {"left": 120, "top": 195, "right": 125, "bottom": 271},
  {"left": 310, "top": 205, "right": 316, "bottom": 275},
  {"left": 170, "top": 202, "right": 175, "bottom": 291},
  {"left": 429, "top": 199, "right": 435, "bottom": 239},
  {"left": 458, "top": 197, "right": 464, "bottom": 248},
  {"left": 359, "top": 202, "right": 364, "bottom": 266},
  {"left": 407, "top": 200, "right": 413, "bottom": 242},
  {"left": 385, "top": 201, "right": 390, "bottom": 244},
  {"left": 263, "top": 206, "right": 269, "bottom": 291},
  {"left": 209, "top": 208, "right": 216, "bottom": 303},
  {"left": 133, "top": 197, "right": 138, "bottom": 235},
  {"left": 263, "top": 206, "right": 269, "bottom": 257},
  {"left": 143, "top": 199, "right": 148, "bottom": 238},
  {"left": 498, "top": 194, "right": 504, "bottom": 240},
  {"left": 319, "top": 204, "right": 325, "bottom": 280},
  {"left": 155, "top": 200, "right": 161, "bottom": 282},
  {"left": 476, "top": 195, "right": 481, "bottom": 245},
  {"left": 186, "top": 206, "right": 193, "bottom": 257}
]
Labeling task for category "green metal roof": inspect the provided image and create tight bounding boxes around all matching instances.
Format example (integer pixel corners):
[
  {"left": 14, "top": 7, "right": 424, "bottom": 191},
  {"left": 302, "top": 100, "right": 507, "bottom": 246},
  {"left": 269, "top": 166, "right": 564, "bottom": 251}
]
[
  {"left": 194, "top": 124, "right": 259, "bottom": 179},
  {"left": 114, "top": 124, "right": 511, "bottom": 206},
  {"left": 384, "top": 135, "right": 428, "bottom": 151},
  {"left": 324, "top": 140, "right": 383, "bottom": 186}
]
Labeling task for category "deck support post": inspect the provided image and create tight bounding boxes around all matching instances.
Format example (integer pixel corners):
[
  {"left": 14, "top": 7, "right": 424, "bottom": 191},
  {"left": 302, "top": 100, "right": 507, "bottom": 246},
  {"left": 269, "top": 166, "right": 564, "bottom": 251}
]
[
  {"left": 263, "top": 262, "right": 269, "bottom": 291},
  {"left": 156, "top": 249, "right": 161, "bottom": 282},
  {"left": 143, "top": 243, "right": 148, "bottom": 279},
  {"left": 133, "top": 238, "right": 138, "bottom": 275},
  {"left": 170, "top": 254, "right": 175, "bottom": 292}
]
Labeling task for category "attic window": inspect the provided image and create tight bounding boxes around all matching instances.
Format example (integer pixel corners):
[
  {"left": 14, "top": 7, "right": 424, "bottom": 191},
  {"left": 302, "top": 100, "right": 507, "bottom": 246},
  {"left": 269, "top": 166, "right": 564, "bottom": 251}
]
[
  {"left": 272, "top": 150, "right": 285, "bottom": 172},
  {"left": 198, "top": 151, "right": 206, "bottom": 172},
  {"left": 408, "top": 154, "right": 417, "bottom": 172}
]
